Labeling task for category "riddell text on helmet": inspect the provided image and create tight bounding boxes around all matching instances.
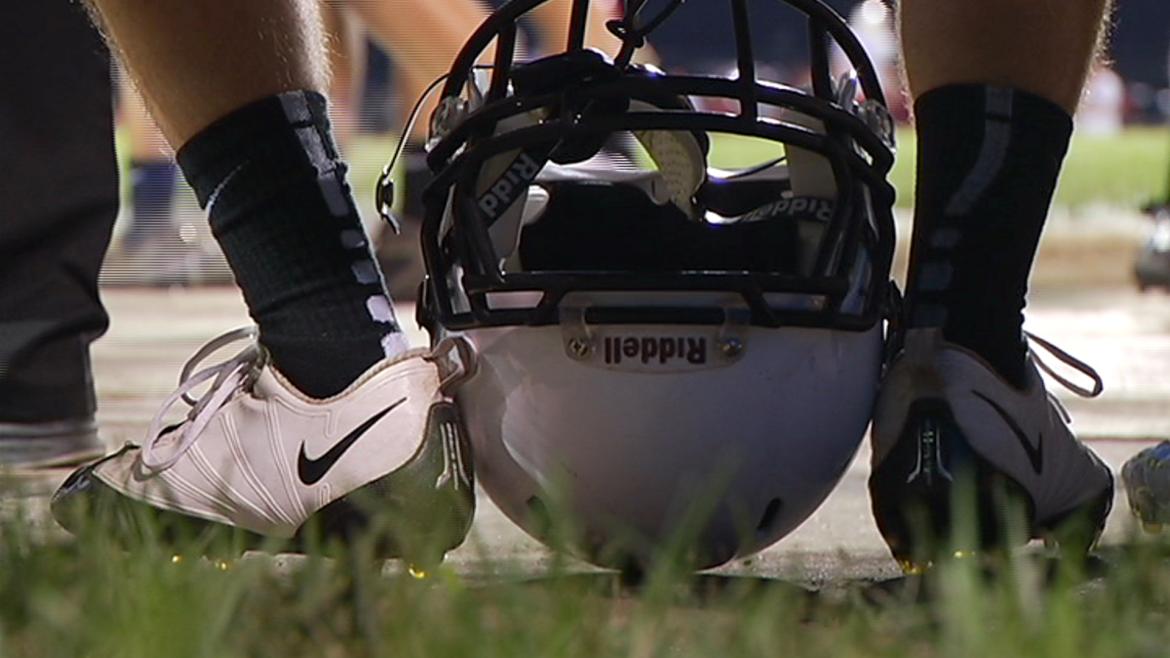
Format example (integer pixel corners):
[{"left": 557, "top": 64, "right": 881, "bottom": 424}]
[
  {"left": 603, "top": 336, "right": 707, "bottom": 366},
  {"left": 477, "top": 152, "right": 542, "bottom": 219}
]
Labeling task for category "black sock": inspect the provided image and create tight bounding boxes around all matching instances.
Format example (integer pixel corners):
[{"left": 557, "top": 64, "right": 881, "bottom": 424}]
[
  {"left": 905, "top": 85, "right": 1072, "bottom": 388},
  {"left": 176, "top": 91, "right": 406, "bottom": 398}
]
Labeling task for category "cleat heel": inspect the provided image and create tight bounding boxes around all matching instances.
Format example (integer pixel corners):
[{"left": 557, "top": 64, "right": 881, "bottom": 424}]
[{"left": 870, "top": 399, "right": 1034, "bottom": 565}]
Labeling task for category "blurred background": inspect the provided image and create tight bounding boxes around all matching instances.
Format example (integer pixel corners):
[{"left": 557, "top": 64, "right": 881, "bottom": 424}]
[{"left": 100, "top": 0, "right": 1170, "bottom": 290}]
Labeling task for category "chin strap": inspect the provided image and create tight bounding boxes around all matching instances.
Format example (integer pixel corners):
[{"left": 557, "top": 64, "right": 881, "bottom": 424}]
[
  {"left": 426, "top": 336, "right": 479, "bottom": 396},
  {"left": 1026, "top": 331, "right": 1104, "bottom": 400}
]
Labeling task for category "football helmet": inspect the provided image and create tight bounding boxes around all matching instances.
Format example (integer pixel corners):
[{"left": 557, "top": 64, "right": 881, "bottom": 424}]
[{"left": 383, "top": 0, "right": 898, "bottom": 571}]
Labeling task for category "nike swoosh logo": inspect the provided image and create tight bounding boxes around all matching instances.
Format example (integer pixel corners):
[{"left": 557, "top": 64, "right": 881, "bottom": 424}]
[
  {"left": 972, "top": 390, "right": 1043, "bottom": 474},
  {"left": 297, "top": 397, "right": 408, "bottom": 486}
]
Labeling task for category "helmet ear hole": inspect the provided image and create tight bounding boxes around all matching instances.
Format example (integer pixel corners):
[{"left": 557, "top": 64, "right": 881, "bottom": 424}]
[
  {"left": 756, "top": 497, "right": 784, "bottom": 535},
  {"left": 525, "top": 495, "right": 553, "bottom": 538}
]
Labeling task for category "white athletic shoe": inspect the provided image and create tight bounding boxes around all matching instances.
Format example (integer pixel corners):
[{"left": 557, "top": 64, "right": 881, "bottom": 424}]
[
  {"left": 52, "top": 328, "right": 476, "bottom": 562},
  {"left": 868, "top": 328, "right": 1113, "bottom": 564}
]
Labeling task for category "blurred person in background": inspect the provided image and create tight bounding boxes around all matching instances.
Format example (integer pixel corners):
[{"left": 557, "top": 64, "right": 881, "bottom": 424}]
[
  {"left": 835, "top": 0, "right": 907, "bottom": 121},
  {"left": 0, "top": 1, "right": 116, "bottom": 467},
  {"left": 1121, "top": 30, "right": 1170, "bottom": 527},
  {"left": 116, "top": 81, "right": 177, "bottom": 258},
  {"left": 1078, "top": 62, "right": 1125, "bottom": 136},
  {"left": 1129, "top": 38, "right": 1170, "bottom": 294}
]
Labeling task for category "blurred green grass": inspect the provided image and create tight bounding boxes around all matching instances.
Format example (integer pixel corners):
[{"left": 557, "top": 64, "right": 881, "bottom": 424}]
[
  {"left": 892, "top": 125, "right": 1170, "bottom": 210},
  {"left": 657, "top": 126, "right": 1170, "bottom": 209},
  {"left": 121, "top": 125, "right": 1169, "bottom": 212},
  {"left": 5, "top": 495, "right": 1170, "bottom": 658}
]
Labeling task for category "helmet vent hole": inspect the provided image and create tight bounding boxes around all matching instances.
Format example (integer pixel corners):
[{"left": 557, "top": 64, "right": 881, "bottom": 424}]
[
  {"left": 756, "top": 498, "right": 784, "bottom": 534},
  {"left": 526, "top": 495, "right": 552, "bottom": 535}
]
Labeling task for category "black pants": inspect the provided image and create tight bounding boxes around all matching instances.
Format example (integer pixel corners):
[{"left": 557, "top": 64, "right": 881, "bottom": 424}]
[{"left": 0, "top": 2, "right": 118, "bottom": 423}]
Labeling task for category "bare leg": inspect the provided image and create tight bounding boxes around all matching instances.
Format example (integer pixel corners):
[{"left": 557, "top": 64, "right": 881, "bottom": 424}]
[
  {"left": 87, "top": 0, "right": 329, "bottom": 145},
  {"left": 900, "top": 0, "right": 1111, "bottom": 113}
]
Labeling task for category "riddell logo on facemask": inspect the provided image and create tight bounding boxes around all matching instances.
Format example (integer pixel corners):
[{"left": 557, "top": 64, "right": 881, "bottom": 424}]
[
  {"left": 740, "top": 196, "right": 834, "bottom": 223},
  {"left": 603, "top": 336, "right": 707, "bottom": 366},
  {"left": 477, "top": 153, "right": 542, "bottom": 219}
]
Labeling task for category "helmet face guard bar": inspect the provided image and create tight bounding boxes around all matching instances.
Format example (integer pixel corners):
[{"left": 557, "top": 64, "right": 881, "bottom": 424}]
[
  {"left": 418, "top": 0, "right": 898, "bottom": 332},
  {"left": 438, "top": 0, "right": 887, "bottom": 110}
]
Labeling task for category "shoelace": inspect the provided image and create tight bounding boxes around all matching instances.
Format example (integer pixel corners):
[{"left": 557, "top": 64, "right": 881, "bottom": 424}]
[
  {"left": 140, "top": 327, "right": 265, "bottom": 474},
  {"left": 136, "top": 329, "right": 478, "bottom": 474},
  {"left": 1026, "top": 331, "right": 1104, "bottom": 425}
]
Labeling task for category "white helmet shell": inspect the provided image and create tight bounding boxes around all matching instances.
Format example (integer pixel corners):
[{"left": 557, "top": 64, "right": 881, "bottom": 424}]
[
  {"left": 399, "top": 0, "right": 899, "bottom": 572},
  {"left": 458, "top": 320, "right": 882, "bottom": 569}
]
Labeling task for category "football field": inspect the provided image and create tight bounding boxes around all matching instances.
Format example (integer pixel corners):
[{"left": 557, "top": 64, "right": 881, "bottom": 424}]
[
  {"left": 335, "top": 125, "right": 1170, "bottom": 211},
  {"left": 8, "top": 126, "right": 1169, "bottom": 656},
  {"left": 2, "top": 279, "right": 1167, "bottom": 657}
]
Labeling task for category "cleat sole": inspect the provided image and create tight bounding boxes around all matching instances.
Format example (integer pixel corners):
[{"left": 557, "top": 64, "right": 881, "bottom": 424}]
[{"left": 871, "top": 398, "right": 1109, "bottom": 564}]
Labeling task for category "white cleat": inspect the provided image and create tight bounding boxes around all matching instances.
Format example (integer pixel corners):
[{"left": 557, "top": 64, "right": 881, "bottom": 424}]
[
  {"left": 868, "top": 328, "right": 1113, "bottom": 564},
  {"left": 52, "top": 328, "right": 476, "bottom": 562}
]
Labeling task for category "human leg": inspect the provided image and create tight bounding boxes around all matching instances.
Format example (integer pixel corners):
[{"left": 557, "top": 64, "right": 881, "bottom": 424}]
[
  {"left": 53, "top": 0, "right": 473, "bottom": 558},
  {"left": 901, "top": 0, "right": 1111, "bottom": 382},
  {"left": 0, "top": 0, "right": 116, "bottom": 466},
  {"left": 86, "top": 0, "right": 405, "bottom": 397},
  {"left": 869, "top": 0, "right": 1115, "bottom": 564}
]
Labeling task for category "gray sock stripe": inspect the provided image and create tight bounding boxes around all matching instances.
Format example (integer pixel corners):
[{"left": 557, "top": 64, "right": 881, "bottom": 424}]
[{"left": 945, "top": 87, "right": 1014, "bottom": 217}]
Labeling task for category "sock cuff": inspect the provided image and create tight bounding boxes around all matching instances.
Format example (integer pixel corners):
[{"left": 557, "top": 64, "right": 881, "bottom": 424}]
[
  {"left": 175, "top": 90, "right": 339, "bottom": 207},
  {"left": 914, "top": 84, "right": 1073, "bottom": 144}
]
